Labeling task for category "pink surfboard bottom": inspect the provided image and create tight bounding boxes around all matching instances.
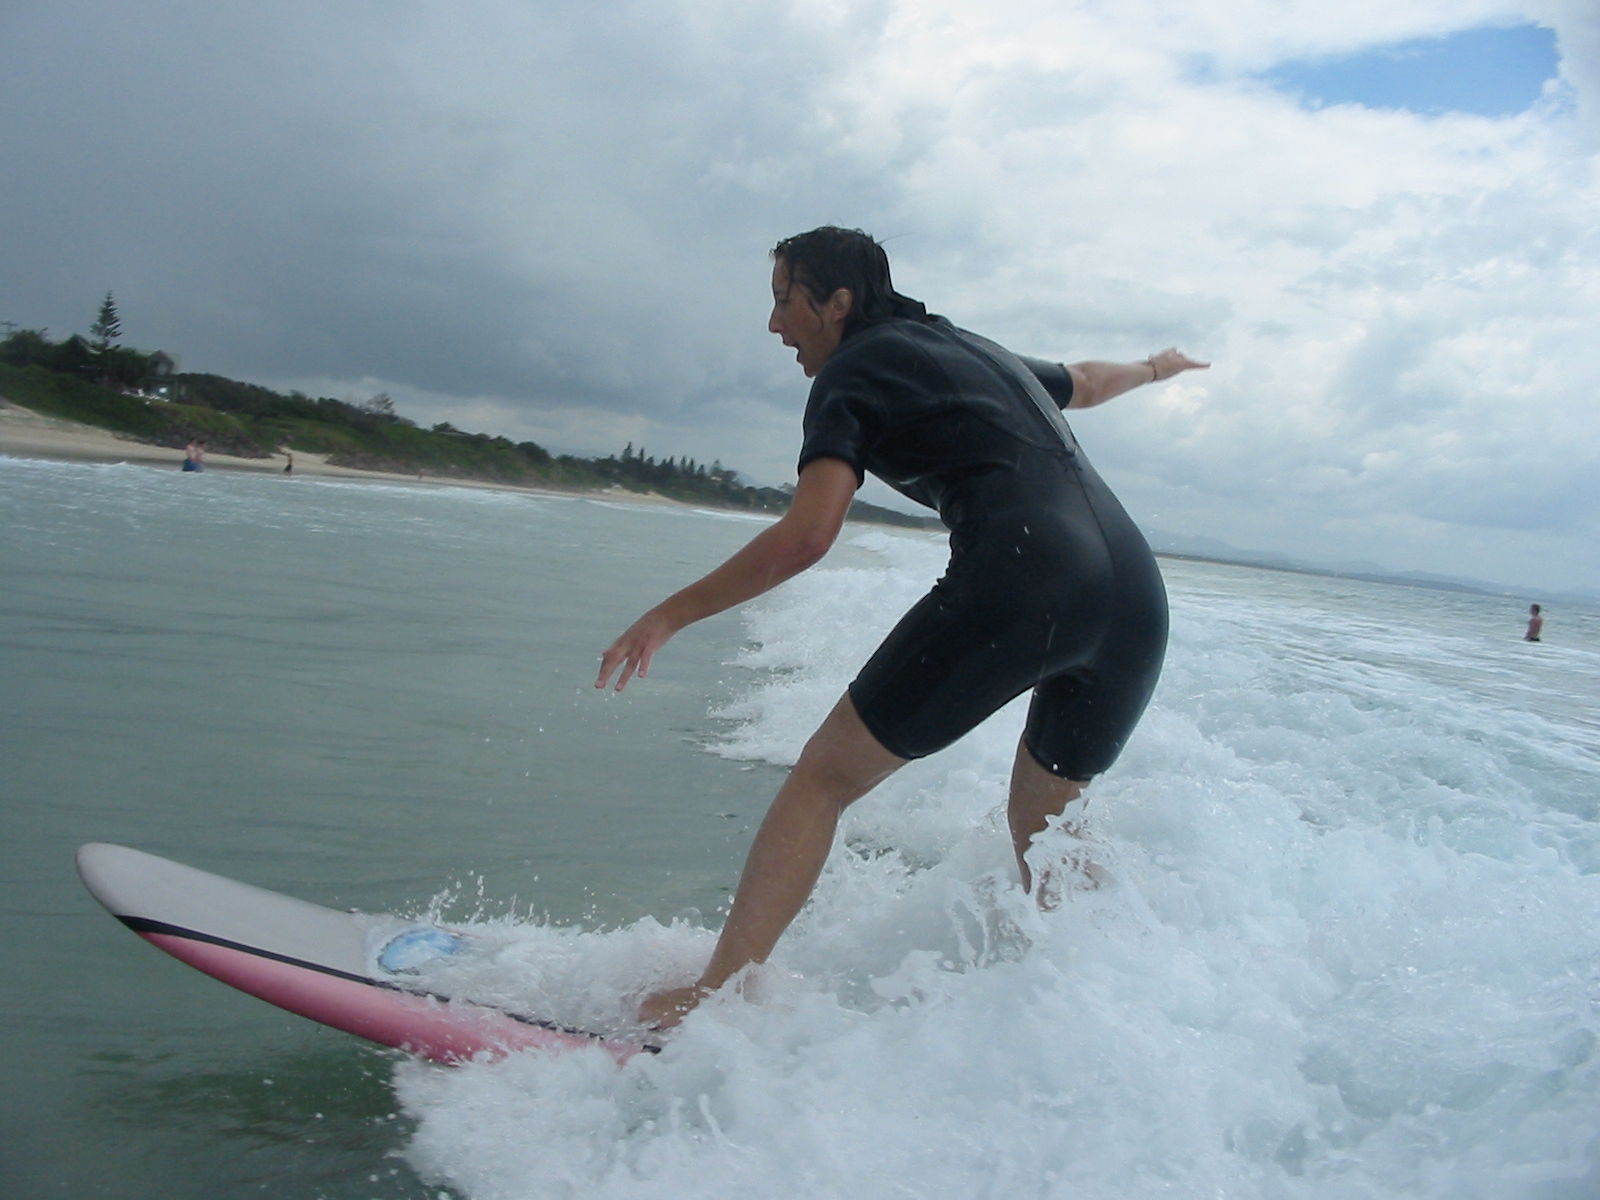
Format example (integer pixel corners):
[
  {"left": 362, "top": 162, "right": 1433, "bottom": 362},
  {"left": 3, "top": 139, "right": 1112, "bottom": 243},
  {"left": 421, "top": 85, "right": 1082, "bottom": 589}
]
[{"left": 143, "top": 932, "right": 646, "bottom": 1065}]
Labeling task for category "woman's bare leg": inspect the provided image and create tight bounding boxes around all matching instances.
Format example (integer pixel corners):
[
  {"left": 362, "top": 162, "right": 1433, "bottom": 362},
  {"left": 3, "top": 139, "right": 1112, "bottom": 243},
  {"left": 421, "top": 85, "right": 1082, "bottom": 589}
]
[
  {"left": 640, "top": 693, "right": 905, "bottom": 1028},
  {"left": 1007, "top": 737, "right": 1091, "bottom": 895}
]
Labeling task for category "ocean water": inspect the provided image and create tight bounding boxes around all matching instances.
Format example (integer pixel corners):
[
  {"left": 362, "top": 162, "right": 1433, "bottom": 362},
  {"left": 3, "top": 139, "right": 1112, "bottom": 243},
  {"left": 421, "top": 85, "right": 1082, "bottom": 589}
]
[{"left": 3, "top": 456, "right": 1599, "bottom": 1199}]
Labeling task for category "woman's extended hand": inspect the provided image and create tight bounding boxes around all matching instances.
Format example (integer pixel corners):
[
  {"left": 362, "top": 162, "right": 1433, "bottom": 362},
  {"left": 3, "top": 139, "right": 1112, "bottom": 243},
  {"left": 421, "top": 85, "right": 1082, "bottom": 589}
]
[
  {"left": 1147, "top": 346, "right": 1209, "bottom": 381},
  {"left": 596, "top": 606, "right": 680, "bottom": 692}
]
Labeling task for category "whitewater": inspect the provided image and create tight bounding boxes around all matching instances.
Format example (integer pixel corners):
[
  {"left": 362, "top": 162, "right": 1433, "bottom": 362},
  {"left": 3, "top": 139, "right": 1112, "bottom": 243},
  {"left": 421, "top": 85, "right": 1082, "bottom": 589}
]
[{"left": 398, "top": 532, "right": 1600, "bottom": 1200}]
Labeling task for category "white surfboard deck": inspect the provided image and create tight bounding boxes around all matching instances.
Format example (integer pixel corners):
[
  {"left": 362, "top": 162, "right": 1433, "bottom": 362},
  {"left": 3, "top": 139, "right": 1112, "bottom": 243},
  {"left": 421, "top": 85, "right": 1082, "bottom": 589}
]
[{"left": 77, "top": 842, "right": 657, "bottom": 1064}]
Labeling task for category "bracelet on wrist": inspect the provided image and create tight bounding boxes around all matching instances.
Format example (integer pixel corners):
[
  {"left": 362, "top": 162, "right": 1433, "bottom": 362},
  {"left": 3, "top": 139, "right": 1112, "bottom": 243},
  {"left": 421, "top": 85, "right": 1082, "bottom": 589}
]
[{"left": 1145, "top": 358, "right": 1160, "bottom": 382}]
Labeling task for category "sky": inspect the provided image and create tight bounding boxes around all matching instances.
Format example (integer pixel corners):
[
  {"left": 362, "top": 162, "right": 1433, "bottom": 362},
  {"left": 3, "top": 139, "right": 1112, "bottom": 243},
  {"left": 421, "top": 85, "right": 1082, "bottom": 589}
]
[{"left": 1, "top": 0, "right": 1596, "bottom": 594}]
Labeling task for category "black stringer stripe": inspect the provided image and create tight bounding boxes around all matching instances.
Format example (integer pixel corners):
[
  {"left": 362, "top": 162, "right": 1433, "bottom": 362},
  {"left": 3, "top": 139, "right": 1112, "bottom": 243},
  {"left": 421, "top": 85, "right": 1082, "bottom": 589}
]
[{"left": 121, "top": 915, "right": 661, "bottom": 1053}]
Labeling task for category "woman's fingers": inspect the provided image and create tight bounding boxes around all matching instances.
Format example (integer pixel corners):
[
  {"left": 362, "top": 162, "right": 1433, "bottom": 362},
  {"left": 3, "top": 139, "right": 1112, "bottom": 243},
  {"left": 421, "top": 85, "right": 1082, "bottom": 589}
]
[
  {"left": 596, "top": 639, "right": 642, "bottom": 691},
  {"left": 595, "top": 643, "right": 622, "bottom": 689},
  {"left": 615, "top": 644, "right": 648, "bottom": 691},
  {"left": 596, "top": 613, "right": 670, "bottom": 692},
  {"left": 596, "top": 635, "right": 635, "bottom": 690},
  {"left": 1151, "top": 346, "right": 1210, "bottom": 375}
]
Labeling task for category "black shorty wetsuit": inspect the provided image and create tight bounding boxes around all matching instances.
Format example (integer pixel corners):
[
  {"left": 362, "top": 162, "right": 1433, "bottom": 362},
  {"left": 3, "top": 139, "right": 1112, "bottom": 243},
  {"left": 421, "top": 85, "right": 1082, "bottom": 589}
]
[{"left": 798, "top": 315, "right": 1168, "bottom": 780}]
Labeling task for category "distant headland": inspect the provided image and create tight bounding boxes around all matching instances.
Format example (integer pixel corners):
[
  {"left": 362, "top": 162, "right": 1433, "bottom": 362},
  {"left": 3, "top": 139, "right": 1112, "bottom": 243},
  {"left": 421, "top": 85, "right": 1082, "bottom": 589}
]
[{"left": 0, "top": 315, "right": 939, "bottom": 532}]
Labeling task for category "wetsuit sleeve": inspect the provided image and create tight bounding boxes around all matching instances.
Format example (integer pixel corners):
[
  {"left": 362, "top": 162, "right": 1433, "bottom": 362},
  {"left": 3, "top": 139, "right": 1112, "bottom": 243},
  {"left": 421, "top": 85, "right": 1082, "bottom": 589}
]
[
  {"left": 1016, "top": 356, "right": 1074, "bottom": 410},
  {"left": 797, "top": 368, "right": 885, "bottom": 485}
]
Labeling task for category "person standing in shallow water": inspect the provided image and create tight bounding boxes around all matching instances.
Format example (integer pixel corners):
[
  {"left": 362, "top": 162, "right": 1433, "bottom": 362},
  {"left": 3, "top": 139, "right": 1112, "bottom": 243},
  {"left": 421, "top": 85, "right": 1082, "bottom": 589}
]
[
  {"left": 596, "top": 226, "right": 1208, "bottom": 1029},
  {"left": 1526, "top": 604, "right": 1544, "bottom": 642}
]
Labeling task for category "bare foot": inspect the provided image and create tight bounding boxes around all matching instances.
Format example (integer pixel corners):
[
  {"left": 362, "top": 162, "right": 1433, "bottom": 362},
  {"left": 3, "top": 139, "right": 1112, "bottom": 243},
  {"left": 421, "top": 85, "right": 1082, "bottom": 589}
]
[
  {"left": 1032, "top": 851, "right": 1110, "bottom": 911},
  {"left": 638, "top": 983, "right": 712, "bottom": 1031}
]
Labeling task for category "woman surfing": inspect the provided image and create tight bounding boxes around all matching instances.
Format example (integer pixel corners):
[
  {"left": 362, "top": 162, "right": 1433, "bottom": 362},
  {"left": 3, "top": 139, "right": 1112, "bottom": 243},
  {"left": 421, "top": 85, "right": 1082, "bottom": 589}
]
[{"left": 597, "top": 226, "right": 1207, "bottom": 1029}]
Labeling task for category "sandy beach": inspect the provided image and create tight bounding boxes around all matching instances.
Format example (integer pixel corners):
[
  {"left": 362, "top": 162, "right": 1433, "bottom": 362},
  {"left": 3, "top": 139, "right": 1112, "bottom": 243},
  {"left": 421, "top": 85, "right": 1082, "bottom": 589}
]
[{"left": 0, "top": 398, "right": 691, "bottom": 507}]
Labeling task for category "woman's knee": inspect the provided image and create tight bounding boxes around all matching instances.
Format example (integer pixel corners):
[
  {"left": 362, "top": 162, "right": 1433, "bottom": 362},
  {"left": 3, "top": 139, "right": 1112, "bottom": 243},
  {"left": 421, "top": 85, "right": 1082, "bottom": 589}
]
[{"left": 791, "top": 696, "right": 905, "bottom": 801}]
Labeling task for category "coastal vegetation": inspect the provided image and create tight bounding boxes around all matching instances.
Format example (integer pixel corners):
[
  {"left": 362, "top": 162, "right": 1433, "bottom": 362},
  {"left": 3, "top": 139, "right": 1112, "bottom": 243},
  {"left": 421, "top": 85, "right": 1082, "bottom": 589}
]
[{"left": 0, "top": 322, "right": 939, "bottom": 529}]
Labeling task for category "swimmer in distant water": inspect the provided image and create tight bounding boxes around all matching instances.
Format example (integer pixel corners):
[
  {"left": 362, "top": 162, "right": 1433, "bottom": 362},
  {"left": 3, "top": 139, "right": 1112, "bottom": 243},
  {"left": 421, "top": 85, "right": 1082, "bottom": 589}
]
[
  {"left": 597, "top": 227, "right": 1208, "bottom": 1030},
  {"left": 182, "top": 438, "right": 206, "bottom": 472},
  {"left": 1525, "top": 604, "right": 1543, "bottom": 642}
]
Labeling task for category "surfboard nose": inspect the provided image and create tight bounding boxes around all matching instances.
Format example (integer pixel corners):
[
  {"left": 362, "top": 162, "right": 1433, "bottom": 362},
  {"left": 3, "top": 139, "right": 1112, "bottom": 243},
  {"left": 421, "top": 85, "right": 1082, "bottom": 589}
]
[{"left": 76, "top": 841, "right": 144, "bottom": 917}]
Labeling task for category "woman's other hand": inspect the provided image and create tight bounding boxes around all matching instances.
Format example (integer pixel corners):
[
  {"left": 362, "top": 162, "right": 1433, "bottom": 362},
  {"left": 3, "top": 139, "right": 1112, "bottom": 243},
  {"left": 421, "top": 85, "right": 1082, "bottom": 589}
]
[{"left": 596, "top": 607, "right": 680, "bottom": 692}]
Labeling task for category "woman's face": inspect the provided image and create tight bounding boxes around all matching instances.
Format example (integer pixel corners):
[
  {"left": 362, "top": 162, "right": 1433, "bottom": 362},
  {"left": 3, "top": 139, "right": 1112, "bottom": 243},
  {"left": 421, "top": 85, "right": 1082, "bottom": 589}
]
[{"left": 768, "top": 260, "right": 849, "bottom": 378}]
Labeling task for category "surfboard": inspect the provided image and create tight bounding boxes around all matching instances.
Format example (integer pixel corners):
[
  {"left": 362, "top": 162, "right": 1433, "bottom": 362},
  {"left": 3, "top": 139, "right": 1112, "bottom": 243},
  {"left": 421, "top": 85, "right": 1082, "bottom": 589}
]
[{"left": 76, "top": 842, "right": 657, "bottom": 1064}]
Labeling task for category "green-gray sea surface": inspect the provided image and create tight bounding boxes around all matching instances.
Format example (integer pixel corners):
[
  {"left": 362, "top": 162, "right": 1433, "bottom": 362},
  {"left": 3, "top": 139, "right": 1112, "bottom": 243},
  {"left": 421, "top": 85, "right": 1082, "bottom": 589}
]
[{"left": 1, "top": 458, "right": 787, "bottom": 1198}]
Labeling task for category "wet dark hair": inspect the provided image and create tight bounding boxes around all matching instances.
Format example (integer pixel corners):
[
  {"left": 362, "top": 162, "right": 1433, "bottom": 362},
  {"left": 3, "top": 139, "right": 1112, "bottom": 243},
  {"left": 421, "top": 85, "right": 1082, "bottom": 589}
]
[
  {"left": 1531, "top": 603, "right": 1541, "bottom": 614},
  {"left": 772, "top": 226, "right": 927, "bottom": 336}
]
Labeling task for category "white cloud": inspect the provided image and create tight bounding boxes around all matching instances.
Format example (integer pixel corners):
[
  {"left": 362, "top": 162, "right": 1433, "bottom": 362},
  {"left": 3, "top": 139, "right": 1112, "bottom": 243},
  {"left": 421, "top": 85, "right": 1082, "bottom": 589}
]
[{"left": 0, "top": 0, "right": 1595, "bottom": 590}]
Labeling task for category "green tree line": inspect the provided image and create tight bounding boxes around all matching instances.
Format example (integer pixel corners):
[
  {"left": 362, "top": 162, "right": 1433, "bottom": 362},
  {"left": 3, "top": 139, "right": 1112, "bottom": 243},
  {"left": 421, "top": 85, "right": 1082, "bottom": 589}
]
[{"left": 0, "top": 315, "right": 940, "bottom": 528}]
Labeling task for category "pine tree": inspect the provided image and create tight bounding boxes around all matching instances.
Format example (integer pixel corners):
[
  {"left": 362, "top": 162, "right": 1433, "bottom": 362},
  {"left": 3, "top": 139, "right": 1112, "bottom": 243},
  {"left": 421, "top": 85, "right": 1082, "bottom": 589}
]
[{"left": 90, "top": 292, "right": 121, "bottom": 351}]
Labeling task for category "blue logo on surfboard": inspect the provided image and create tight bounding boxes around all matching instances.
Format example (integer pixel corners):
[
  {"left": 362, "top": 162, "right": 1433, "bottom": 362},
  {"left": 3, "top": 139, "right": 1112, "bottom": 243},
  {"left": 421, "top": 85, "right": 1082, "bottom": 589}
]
[{"left": 378, "top": 927, "right": 465, "bottom": 974}]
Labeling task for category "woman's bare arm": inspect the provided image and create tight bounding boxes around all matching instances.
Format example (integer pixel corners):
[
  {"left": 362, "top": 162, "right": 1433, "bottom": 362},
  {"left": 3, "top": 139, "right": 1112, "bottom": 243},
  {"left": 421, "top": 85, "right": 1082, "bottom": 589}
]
[
  {"left": 1066, "top": 347, "right": 1209, "bottom": 409},
  {"left": 596, "top": 457, "right": 860, "bottom": 692}
]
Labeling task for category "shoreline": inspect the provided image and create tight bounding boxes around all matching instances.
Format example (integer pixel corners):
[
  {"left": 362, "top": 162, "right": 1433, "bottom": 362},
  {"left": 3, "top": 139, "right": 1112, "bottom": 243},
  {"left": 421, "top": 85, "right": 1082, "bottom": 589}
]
[
  {"left": 0, "top": 399, "right": 712, "bottom": 510},
  {"left": 6, "top": 401, "right": 1577, "bottom": 606}
]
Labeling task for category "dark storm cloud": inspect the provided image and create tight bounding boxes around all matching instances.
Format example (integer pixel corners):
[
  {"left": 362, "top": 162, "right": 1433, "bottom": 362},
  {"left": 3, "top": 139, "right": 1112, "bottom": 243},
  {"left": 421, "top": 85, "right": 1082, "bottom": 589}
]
[{"left": 0, "top": 0, "right": 883, "bottom": 414}]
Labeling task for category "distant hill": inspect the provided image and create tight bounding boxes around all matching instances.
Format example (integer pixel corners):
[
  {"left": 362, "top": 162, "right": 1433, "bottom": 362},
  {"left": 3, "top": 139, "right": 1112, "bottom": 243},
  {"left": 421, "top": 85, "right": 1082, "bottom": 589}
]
[{"left": 1147, "top": 528, "right": 1595, "bottom": 609}]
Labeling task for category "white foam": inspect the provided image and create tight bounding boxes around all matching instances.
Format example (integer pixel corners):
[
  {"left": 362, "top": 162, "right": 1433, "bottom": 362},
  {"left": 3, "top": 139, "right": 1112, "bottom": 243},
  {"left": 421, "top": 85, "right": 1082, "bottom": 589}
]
[{"left": 395, "top": 537, "right": 1600, "bottom": 1199}]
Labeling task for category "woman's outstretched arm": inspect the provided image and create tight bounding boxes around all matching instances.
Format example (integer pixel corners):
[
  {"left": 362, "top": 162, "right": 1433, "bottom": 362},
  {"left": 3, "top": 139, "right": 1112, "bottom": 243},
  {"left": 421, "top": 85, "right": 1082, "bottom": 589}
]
[
  {"left": 1066, "top": 347, "right": 1209, "bottom": 409},
  {"left": 596, "top": 457, "right": 860, "bottom": 692}
]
